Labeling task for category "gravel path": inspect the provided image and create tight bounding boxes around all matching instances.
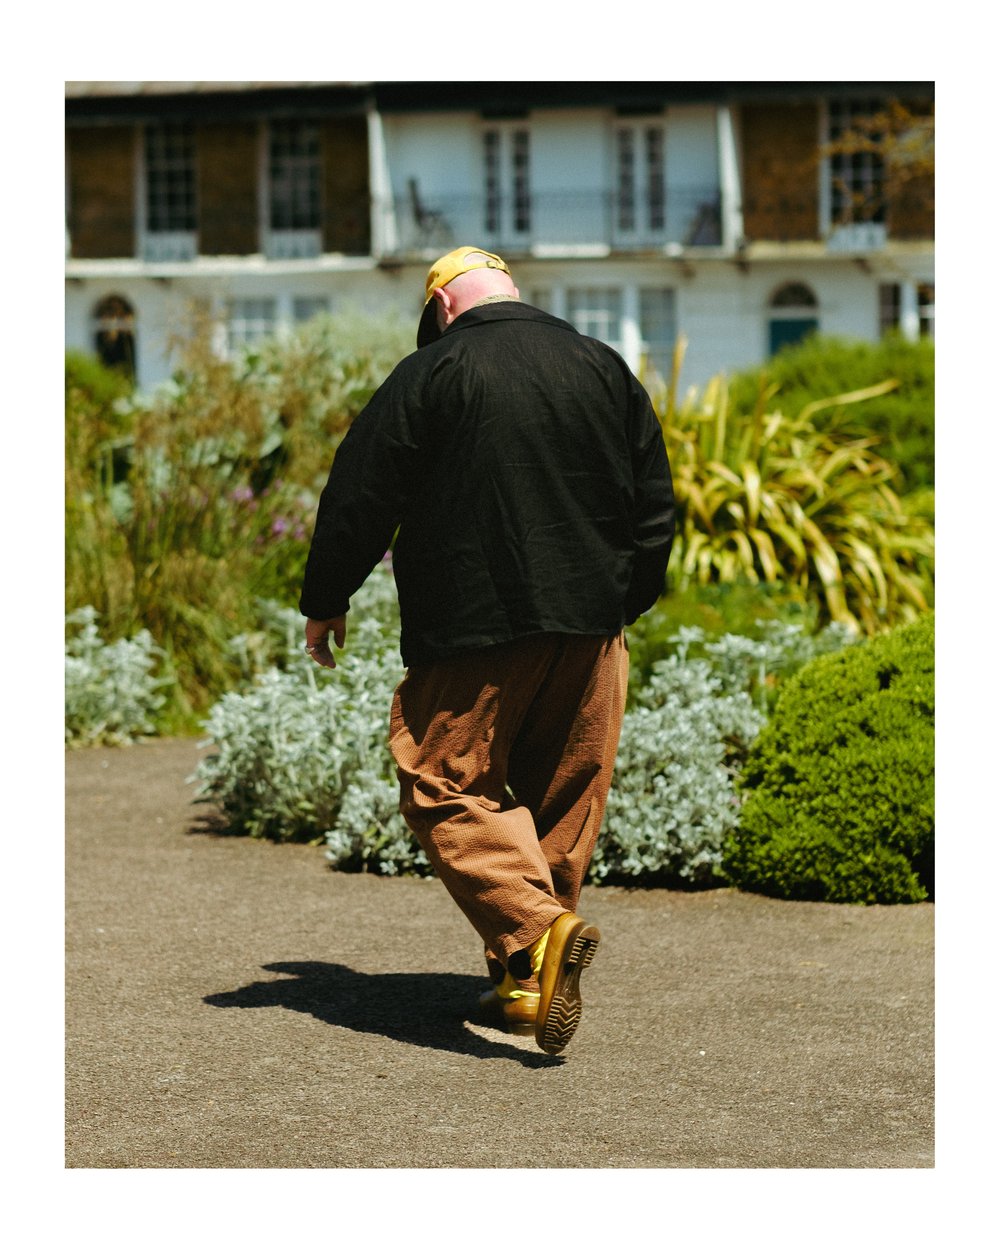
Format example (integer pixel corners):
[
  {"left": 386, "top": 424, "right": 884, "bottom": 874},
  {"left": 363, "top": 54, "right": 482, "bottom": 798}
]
[{"left": 65, "top": 737, "right": 934, "bottom": 1169}]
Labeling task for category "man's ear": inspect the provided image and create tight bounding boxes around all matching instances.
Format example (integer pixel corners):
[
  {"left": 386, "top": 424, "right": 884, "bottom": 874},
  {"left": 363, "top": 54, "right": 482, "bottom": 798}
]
[{"left": 432, "top": 285, "right": 454, "bottom": 330}]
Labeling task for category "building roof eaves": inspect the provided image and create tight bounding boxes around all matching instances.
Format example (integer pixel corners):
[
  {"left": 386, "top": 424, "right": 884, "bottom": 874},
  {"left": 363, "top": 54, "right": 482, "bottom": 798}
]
[{"left": 65, "top": 81, "right": 368, "bottom": 97}]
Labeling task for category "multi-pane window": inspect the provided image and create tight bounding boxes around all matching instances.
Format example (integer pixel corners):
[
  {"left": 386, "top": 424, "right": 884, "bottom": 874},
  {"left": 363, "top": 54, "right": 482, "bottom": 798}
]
[
  {"left": 645, "top": 128, "right": 666, "bottom": 232},
  {"left": 293, "top": 296, "right": 330, "bottom": 323},
  {"left": 639, "top": 289, "right": 677, "bottom": 380},
  {"left": 269, "top": 121, "right": 322, "bottom": 231},
  {"left": 617, "top": 129, "right": 636, "bottom": 230},
  {"left": 616, "top": 124, "right": 665, "bottom": 235},
  {"left": 525, "top": 288, "right": 554, "bottom": 314},
  {"left": 827, "top": 98, "right": 886, "bottom": 226},
  {"left": 484, "top": 130, "right": 501, "bottom": 234},
  {"left": 917, "top": 283, "right": 935, "bottom": 338},
  {"left": 879, "top": 282, "right": 935, "bottom": 339},
  {"left": 511, "top": 130, "right": 530, "bottom": 233},
  {"left": 144, "top": 122, "right": 197, "bottom": 232},
  {"left": 227, "top": 298, "right": 277, "bottom": 350},
  {"left": 483, "top": 126, "right": 531, "bottom": 237},
  {"left": 879, "top": 283, "right": 901, "bottom": 336},
  {"left": 567, "top": 288, "right": 623, "bottom": 354}
]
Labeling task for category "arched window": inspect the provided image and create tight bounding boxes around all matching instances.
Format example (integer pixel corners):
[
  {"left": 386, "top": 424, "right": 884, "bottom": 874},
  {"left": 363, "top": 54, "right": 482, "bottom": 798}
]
[
  {"left": 93, "top": 295, "right": 136, "bottom": 379},
  {"left": 767, "top": 281, "right": 819, "bottom": 355},
  {"left": 770, "top": 282, "right": 818, "bottom": 309}
]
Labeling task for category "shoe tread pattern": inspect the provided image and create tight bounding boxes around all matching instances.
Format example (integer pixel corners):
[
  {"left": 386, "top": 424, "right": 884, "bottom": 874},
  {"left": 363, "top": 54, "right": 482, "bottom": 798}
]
[{"left": 539, "top": 929, "right": 599, "bottom": 1054}]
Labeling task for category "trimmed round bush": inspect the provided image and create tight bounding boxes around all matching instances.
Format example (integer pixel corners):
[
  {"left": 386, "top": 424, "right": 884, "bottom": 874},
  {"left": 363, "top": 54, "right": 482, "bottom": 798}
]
[{"left": 723, "top": 612, "right": 934, "bottom": 903}]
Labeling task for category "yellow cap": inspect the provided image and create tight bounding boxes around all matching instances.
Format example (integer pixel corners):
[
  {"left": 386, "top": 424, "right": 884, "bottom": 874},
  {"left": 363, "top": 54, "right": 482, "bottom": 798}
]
[{"left": 417, "top": 245, "right": 511, "bottom": 347}]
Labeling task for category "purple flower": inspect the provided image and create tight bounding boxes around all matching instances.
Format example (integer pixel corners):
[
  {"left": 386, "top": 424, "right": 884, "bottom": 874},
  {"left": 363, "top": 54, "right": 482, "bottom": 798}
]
[
  {"left": 230, "top": 485, "right": 255, "bottom": 504},
  {"left": 271, "top": 517, "right": 289, "bottom": 537}
]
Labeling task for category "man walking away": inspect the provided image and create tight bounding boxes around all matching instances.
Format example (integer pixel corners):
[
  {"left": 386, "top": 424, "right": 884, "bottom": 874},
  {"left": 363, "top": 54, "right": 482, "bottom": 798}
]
[{"left": 300, "top": 246, "right": 675, "bottom": 1054}]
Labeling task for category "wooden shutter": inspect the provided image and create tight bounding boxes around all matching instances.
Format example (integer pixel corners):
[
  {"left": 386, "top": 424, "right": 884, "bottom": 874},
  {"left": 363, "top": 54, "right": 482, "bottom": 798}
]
[
  {"left": 889, "top": 171, "right": 934, "bottom": 240},
  {"left": 322, "top": 116, "right": 370, "bottom": 255},
  {"left": 198, "top": 121, "right": 260, "bottom": 255},
  {"left": 740, "top": 102, "right": 820, "bottom": 242},
  {"left": 67, "top": 126, "right": 136, "bottom": 259}
]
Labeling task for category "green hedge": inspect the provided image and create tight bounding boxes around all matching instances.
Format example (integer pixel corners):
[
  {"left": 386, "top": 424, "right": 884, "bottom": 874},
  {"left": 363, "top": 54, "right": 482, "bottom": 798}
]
[{"left": 723, "top": 612, "right": 934, "bottom": 903}]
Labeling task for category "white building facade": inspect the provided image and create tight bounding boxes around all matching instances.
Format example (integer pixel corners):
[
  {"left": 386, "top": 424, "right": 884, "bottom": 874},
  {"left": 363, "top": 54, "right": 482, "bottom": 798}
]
[{"left": 65, "top": 81, "right": 934, "bottom": 393}]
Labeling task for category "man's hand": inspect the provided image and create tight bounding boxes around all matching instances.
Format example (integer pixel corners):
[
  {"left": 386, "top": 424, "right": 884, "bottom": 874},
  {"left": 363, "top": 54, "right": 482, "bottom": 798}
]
[{"left": 304, "top": 615, "right": 347, "bottom": 669}]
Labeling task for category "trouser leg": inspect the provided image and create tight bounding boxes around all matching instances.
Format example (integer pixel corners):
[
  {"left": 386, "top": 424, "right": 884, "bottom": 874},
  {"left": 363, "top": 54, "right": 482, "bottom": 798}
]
[
  {"left": 507, "top": 632, "right": 629, "bottom": 912},
  {"left": 389, "top": 632, "right": 627, "bottom": 969},
  {"left": 389, "top": 636, "right": 567, "bottom": 965}
]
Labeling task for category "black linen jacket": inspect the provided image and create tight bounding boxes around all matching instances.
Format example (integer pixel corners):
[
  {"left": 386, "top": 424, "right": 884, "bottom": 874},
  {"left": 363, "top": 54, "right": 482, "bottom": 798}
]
[{"left": 299, "top": 301, "right": 675, "bottom": 668}]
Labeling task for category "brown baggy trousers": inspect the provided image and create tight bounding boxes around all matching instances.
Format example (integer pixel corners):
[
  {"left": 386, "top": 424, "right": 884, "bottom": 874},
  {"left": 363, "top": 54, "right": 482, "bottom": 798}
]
[{"left": 388, "top": 631, "right": 629, "bottom": 970}]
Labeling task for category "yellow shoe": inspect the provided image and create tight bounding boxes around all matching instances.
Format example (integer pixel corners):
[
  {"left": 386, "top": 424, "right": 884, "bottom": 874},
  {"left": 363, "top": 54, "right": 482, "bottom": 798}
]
[
  {"left": 476, "top": 924, "right": 554, "bottom": 1036},
  {"left": 475, "top": 930, "right": 547, "bottom": 1035},
  {"left": 477, "top": 973, "right": 540, "bottom": 1036},
  {"left": 534, "top": 913, "right": 601, "bottom": 1055},
  {"left": 477, "top": 987, "right": 539, "bottom": 1035}
]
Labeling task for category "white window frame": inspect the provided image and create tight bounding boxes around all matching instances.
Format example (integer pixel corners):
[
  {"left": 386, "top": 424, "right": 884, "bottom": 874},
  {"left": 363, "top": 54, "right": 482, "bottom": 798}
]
[
  {"left": 292, "top": 295, "right": 331, "bottom": 323},
  {"left": 482, "top": 121, "right": 532, "bottom": 243},
  {"left": 525, "top": 282, "right": 678, "bottom": 377},
  {"left": 137, "top": 121, "right": 198, "bottom": 262},
  {"left": 614, "top": 118, "right": 666, "bottom": 243},
  {"left": 262, "top": 119, "right": 323, "bottom": 260},
  {"left": 637, "top": 287, "right": 678, "bottom": 383},
  {"left": 917, "top": 283, "right": 935, "bottom": 339},
  {"left": 226, "top": 297, "right": 278, "bottom": 352},
  {"left": 879, "top": 280, "right": 934, "bottom": 341},
  {"left": 821, "top": 97, "right": 889, "bottom": 251},
  {"left": 566, "top": 287, "right": 625, "bottom": 356},
  {"left": 878, "top": 282, "right": 901, "bottom": 336}
]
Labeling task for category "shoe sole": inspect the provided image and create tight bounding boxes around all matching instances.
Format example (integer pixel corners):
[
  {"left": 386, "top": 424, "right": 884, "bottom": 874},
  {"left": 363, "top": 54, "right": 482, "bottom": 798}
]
[{"left": 535, "top": 916, "right": 601, "bottom": 1055}]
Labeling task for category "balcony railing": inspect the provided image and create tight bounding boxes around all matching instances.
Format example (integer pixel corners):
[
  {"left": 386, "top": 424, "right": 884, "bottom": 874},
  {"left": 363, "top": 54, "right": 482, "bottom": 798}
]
[
  {"left": 390, "top": 186, "right": 724, "bottom": 256},
  {"left": 65, "top": 196, "right": 372, "bottom": 263},
  {"left": 65, "top": 186, "right": 932, "bottom": 263}
]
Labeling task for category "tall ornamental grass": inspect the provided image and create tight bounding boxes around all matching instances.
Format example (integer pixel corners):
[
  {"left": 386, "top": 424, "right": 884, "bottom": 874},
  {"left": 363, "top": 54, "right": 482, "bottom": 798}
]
[
  {"left": 649, "top": 337, "right": 934, "bottom": 635},
  {"left": 65, "top": 310, "right": 411, "bottom": 727},
  {"left": 726, "top": 333, "right": 934, "bottom": 492}
]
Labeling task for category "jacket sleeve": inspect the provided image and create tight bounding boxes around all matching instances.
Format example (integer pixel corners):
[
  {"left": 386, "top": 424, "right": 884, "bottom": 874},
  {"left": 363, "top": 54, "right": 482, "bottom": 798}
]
[
  {"left": 298, "top": 361, "right": 425, "bottom": 620},
  {"left": 624, "top": 373, "right": 675, "bottom": 624}
]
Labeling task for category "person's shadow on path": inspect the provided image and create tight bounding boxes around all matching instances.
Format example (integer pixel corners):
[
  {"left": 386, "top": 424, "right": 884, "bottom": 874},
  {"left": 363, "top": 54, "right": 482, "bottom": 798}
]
[{"left": 204, "top": 962, "right": 563, "bottom": 1068}]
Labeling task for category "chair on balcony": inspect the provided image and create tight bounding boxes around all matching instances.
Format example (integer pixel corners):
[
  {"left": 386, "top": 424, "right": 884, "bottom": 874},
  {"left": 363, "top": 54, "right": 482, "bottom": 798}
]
[
  {"left": 408, "top": 178, "right": 451, "bottom": 246},
  {"left": 683, "top": 200, "right": 722, "bottom": 247}
]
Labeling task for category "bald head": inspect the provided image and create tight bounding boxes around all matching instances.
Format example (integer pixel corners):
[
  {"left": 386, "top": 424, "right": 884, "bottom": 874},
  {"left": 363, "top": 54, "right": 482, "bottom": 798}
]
[{"left": 431, "top": 252, "right": 519, "bottom": 333}]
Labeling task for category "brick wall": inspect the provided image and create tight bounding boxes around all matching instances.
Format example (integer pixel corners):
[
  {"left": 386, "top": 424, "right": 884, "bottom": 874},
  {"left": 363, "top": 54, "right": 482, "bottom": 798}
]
[
  {"left": 740, "top": 102, "right": 820, "bottom": 242},
  {"left": 67, "top": 126, "right": 136, "bottom": 258}
]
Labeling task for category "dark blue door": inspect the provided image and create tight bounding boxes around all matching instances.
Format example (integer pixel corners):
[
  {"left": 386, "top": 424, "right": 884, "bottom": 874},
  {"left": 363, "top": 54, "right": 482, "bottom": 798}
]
[{"left": 769, "top": 317, "right": 819, "bottom": 355}]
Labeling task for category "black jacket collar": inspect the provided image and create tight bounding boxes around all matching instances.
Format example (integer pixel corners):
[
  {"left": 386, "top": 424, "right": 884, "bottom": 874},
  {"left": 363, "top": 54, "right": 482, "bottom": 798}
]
[{"left": 441, "top": 300, "right": 578, "bottom": 339}]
